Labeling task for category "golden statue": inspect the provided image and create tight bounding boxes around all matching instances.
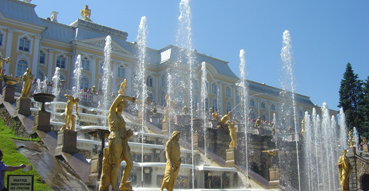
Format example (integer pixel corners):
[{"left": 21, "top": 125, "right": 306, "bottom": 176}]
[
  {"left": 211, "top": 109, "right": 218, "bottom": 120},
  {"left": 300, "top": 118, "right": 305, "bottom": 133},
  {"left": 92, "top": 85, "right": 97, "bottom": 94},
  {"left": 227, "top": 119, "right": 237, "bottom": 148},
  {"left": 19, "top": 68, "right": 34, "bottom": 98},
  {"left": 60, "top": 94, "right": 79, "bottom": 131},
  {"left": 338, "top": 150, "right": 353, "bottom": 191},
  {"left": 160, "top": 131, "right": 181, "bottom": 191},
  {"left": 363, "top": 137, "right": 368, "bottom": 144},
  {"left": 98, "top": 148, "right": 112, "bottom": 191},
  {"left": 254, "top": 117, "right": 261, "bottom": 128},
  {"left": 104, "top": 83, "right": 135, "bottom": 191},
  {"left": 0, "top": 52, "right": 9, "bottom": 75},
  {"left": 118, "top": 79, "right": 127, "bottom": 95},
  {"left": 182, "top": 105, "right": 188, "bottom": 114},
  {"left": 349, "top": 129, "right": 354, "bottom": 147},
  {"left": 220, "top": 111, "right": 231, "bottom": 126},
  {"left": 80, "top": 5, "right": 92, "bottom": 21}
]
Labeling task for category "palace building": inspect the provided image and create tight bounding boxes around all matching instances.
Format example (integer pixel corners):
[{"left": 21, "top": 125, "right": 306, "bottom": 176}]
[{"left": 0, "top": 0, "right": 333, "bottom": 131}]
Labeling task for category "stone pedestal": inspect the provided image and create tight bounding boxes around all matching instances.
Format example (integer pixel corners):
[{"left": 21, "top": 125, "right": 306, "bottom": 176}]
[
  {"left": 15, "top": 97, "right": 31, "bottom": 116},
  {"left": 363, "top": 144, "right": 369, "bottom": 153},
  {"left": 269, "top": 167, "right": 279, "bottom": 181},
  {"left": 348, "top": 146, "right": 356, "bottom": 157},
  {"left": 225, "top": 148, "right": 235, "bottom": 167},
  {"left": 161, "top": 121, "right": 168, "bottom": 135},
  {"left": 193, "top": 132, "right": 198, "bottom": 148},
  {"left": 55, "top": 130, "right": 78, "bottom": 156},
  {"left": 33, "top": 111, "right": 51, "bottom": 132},
  {"left": 88, "top": 154, "right": 99, "bottom": 185},
  {"left": 2, "top": 85, "right": 16, "bottom": 103}
]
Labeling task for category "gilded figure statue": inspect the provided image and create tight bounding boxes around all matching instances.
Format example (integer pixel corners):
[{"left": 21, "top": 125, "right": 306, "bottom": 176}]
[
  {"left": 80, "top": 5, "right": 91, "bottom": 21},
  {"left": 60, "top": 94, "right": 79, "bottom": 131},
  {"left": 211, "top": 109, "right": 218, "bottom": 120},
  {"left": 300, "top": 118, "right": 305, "bottom": 133},
  {"left": 0, "top": 52, "right": 9, "bottom": 75},
  {"left": 363, "top": 137, "right": 368, "bottom": 144},
  {"left": 19, "top": 68, "right": 34, "bottom": 98},
  {"left": 227, "top": 119, "right": 237, "bottom": 148},
  {"left": 160, "top": 131, "right": 181, "bottom": 191},
  {"left": 349, "top": 130, "right": 354, "bottom": 147},
  {"left": 220, "top": 111, "right": 231, "bottom": 126},
  {"left": 338, "top": 150, "right": 353, "bottom": 191},
  {"left": 104, "top": 80, "right": 135, "bottom": 191},
  {"left": 254, "top": 117, "right": 261, "bottom": 128},
  {"left": 98, "top": 148, "right": 112, "bottom": 191}
]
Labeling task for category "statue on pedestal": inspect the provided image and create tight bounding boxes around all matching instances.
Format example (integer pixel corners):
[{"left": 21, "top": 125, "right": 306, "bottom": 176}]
[
  {"left": 99, "top": 79, "right": 135, "bottom": 191},
  {"left": 160, "top": 131, "right": 181, "bottom": 191},
  {"left": 60, "top": 94, "right": 79, "bottom": 131},
  {"left": 338, "top": 149, "right": 353, "bottom": 191},
  {"left": 19, "top": 68, "right": 34, "bottom": 98},
  {"left": 80, "top": 5, "right": 92, "bottom": 21},
  {"left": 254, "top": 117, "right": 261, "bottom": 128},
  {"left": 349, "top": 129, "right": 354, "bottom": 147},
  {"left": 220, "top": 111, "right": 231, "bottom": 127},
  {"left": 0, "top": 52, "right": 9, "bottom": 75},
  {"left": 227, "top": 119, "right": 237, "bottom": 148}
]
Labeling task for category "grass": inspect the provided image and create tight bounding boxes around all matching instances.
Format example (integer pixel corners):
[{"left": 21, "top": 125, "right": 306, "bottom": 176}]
[{"left": 0, "top": 119, "right": 52, "bottom": 191}]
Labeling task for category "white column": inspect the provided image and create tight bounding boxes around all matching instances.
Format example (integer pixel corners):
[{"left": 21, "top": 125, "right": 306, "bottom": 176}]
[
  {"left": 5, "top": 28, "right": 15, "bottom": 75},
  {"left": 31, "top": 35, "right": 41, "bottom": 75},
  {"left": 111, "top": 60, "right": 116, "bottom": 93},
  {"left": 90, "top": 55, "right": 96, "bottom": 87},
  {"left": 47, "top": 49, "right": 54, "bottom": 81},
  {"left": 155, "top": 73, "right": 159, "bottom": 104},
  {"left": 69, "top": 52, "right": 77, "bottom": 90}
]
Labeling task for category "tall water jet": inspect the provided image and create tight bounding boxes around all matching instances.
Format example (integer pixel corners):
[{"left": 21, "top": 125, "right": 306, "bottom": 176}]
[
  {"left": 239, "top": 49, "right": 249, "bottom": 186},
  {"left": 100, "top": 35, "right": 113, "bottom": 126},
  {"left": 303, "top": 111, "right": 312, "bottom": 191},
  {"left": 200, "top": 62, "right": 208, "bottom": 161},
  {"left": 279, "top": 30, "right": 300, "bottom": 190},
  {"left": 73, "top": 55, "right": 82, "bottom": 98},
  {"left": 176, "top": 0, "right": 195, "bottom": 188},
  {"left": 136, "top": 16, "right": 148, "bottom": 186},
  {"left": 51, "top": 67, "right": 61, "bottom": 120},
  {"left": 339, "top": 108, "right": 348, "bottom": 150},
  {"left": 166, "top": 72, "right": 173, "bottom": 135}
]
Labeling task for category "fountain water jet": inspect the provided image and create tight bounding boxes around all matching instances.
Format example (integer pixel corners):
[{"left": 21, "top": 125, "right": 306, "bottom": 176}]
[
  {"left": 200, "top": 62, "right": 208, "bottom": 162},
  {"left": 73, "top": 55, "right": 82, "bottom": 99},
  {"left": 51, "top": 67, "right": 61, "bottom": 120}
]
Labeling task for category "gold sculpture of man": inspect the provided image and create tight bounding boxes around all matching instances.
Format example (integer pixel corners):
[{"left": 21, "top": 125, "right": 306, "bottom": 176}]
[
  {"left": 105, "top": 79, "right": 135, "bottom": 191},
  {"left": 60, "top": 94, "right": 79, "bottom": 131},
  {"left": 227, "top": 119, "right": 237, "bottom": 148},
  {"left": 220, "top": 111, "right": 231, "bottom": 126},
  {"left": 211, "top": 109, "right": 218, "bottom": 120},
  {"left": 80, "top": 5, "right": 91, "bottom": 21},
  {"left": 20, "top": 68, "right": 34, "bottom": 98},
  {"left": 254, "top": 117, "right": 261, "bottom": 128},
  {"left": 160, "top": 131, "right": 181, "bottom": 191},
  {"left": 0, "top": 52, "right": 9, "bottom": 75},
  {"left": 338, "top": 150, "right": 353, "bottom": 191}
]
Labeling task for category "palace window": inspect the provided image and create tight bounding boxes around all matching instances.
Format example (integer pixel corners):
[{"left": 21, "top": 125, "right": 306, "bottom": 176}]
[
  {"left": 212, "top": 98, "right": 217, "bottom": 111},
  {"left": 118, "top": 65, "right": 125, "bottom": 78},
  {"left": 148, "top": 92, "right": 153, "bottom": 102},
  {"left": 82, "top": 57, "right": 90, "bottom": 70},
  {"left": 39, "top": 51, "right": 45, "bottom": 64},
  {"left": 80, "top": 77, "right": 89, "bottom": 90},
  {"left": 271, "top": 104, "right": 276, "bottom": 111},
  {"left": 211, "top": 83, "right": 217, "bottom": 94},
  {"left": 250, "top": 99, "right": 255, "bottom": 107},
  {"left": 261, "top": 102, "right": 266, "bottom": 109},
  {"left": 261, "top": 115, "right": 266, "bottom": 121},
  {"left": 161, "top": 75, "right": 166, "bottom": 87},
  {"left": 37, "top": 70, "right": 44, "bottom": 81},
  {"left": 146, "top": 76, "right": 153, "bottom": 87},
  {"left": 205, "top": 98, "right": 209, "bottom": 111},
  {"left": 56, "top": 55, "right": 66, "bottom": 69},
  {"left": 16, "top": 60, "right": 28, "bottom": 77},
  {"left": 225, "top": 87, "right": 231, "bottom": 97},
  {"left": 226, "top": 102, "right": 232, "bottom": 114},
  {"left": 99, "top": 62, "right": 104, "bottom": 74},
  {"left": 0, "top": 34, "right": 3, "bottom": 46},
  {"left": 19, "top": 37, "right": 30, "bottom": 52}
]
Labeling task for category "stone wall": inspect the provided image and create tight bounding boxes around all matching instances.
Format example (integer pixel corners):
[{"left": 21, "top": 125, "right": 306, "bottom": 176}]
[{"left": 0, "top": 104, "right": 33, "bottom": 138}]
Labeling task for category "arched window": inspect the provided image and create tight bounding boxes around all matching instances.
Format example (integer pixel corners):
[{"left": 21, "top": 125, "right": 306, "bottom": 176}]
[
  {"left": 271, "top": 104, "right": 276, "bottom": 111},
  {"left": 16, "top": 60, "right": 28, "bottom": 77},
  {"left": 225, "top": 87, "right": 231, "bottom": 97},
  {"left": 211, "top": 83, "right": 217, "bottom": 94},
  {"left": 146, "top": 76, "right": 153, "bottom": 87},
  {"left": 80, "top": 77, "right": 89, "bottom": 90},
  {"left": 82, "top": 57, "right": 90, "bottom": 70},
  {"left": 0, "top": 33, "right": 3, "bottom": 46},
  {"left": 261, "top": 115, "right": 266, "bottom": 121},
  {"left": 249, "top": 112, "right": 256, "bottom": 120},
  {"left": 261, "top": 102, "right": 266, "bottom": 109},
  {"left": 250, "top": 99, "right": 255, "bottom": 107},
  {"left": 212, "top": 98, "right": 217, "bottom": 111},
  {"left": 56, "top": 55, "right": 66, "bottom": 69},
  {"left": 206, "top": 82, "right": 209, "bottom": 92},
  {"left": 118, "top": 65, "right": 125, "bottom": 78},
  {"left": 226, "top": 102, "right": 232, "bottom": 114},
  {"left": 37, "top": 70, "right": 44, "bottom": 81},
  {"left": 18, "top": 37, "right": 30, "bottom": 52},
  {"left": 147, "top": 92, "right": 153, "bottom": 102},
  {"left": 99, "top": 62, "right": 104, "bottom": 74},
  {"left": 39, "top": 51, "right": 46, "bottom": 64}
]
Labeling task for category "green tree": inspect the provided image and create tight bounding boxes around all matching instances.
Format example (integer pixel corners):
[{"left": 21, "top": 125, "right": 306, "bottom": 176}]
[
  {"left": 359, "top": 76, "right": 369, "bottom": 138},
  {"left": 338, "top": 63, "right": 363, "bottom": 134}
]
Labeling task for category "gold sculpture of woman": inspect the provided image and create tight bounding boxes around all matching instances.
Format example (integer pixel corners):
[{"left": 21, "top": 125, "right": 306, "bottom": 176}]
[
  {"left": 0, "top": 52, "right": 9, "bottom": 75},
  {"left": 160, "top": 131, "right": 181, "bottom": 191},
  {"left": 338, "top": 149, "right": 353, "bottom": 191},
  {"left": 20, "top": 68, "right": 34, "bottom": 98},
  {"left": 100, "top": 79, "right": 135, "bottom": 191},
  {"left": 227, "top": 119, "right": 237, "bottom": 148},
  {"left": 60, "top": 94, "right": 79, "bottom": 131}
]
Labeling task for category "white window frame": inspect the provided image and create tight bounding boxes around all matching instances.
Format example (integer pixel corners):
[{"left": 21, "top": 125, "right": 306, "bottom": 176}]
[
  {"left": 16, "top": 60, "right": 28, "bottom": 77},
  {"left": 117, "top": 65, "right": 125, "bottom": 78},
  {"left": 56, "top": 54, "right": 66, "bottom": 69},
  {"left": 39, "top": 50, "right": 46, "bottom": 64},
  {"left": 17, "top": 35, "right": 32, "bottom": 52},
  {"left": 82, "top": 57, "right": 90, "bottom": 71},
  {"left": 211, "top": 83, "right": 217, "bottom": 94}
]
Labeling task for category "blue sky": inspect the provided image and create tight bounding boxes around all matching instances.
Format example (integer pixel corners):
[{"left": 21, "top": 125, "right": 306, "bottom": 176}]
[{"left": 33, "top": 0, "right": 369, "bottom": 111}]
